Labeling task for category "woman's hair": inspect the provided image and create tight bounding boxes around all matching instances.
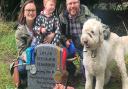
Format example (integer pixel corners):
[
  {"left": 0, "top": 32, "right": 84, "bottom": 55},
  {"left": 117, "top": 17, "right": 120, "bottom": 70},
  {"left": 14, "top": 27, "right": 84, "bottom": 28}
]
[{"left": 18, "top": 0, "right": 35, "bottom": 25}]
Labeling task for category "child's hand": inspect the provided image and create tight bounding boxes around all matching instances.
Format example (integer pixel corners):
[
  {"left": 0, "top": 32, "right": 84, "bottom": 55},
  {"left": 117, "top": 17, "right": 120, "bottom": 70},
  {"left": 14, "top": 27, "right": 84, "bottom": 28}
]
[
  {"left": 40, "top": 27, "right": 46, "bottom": 33},
  {"left": 43, "top": 32, "right": 55, "bottom": 43}
]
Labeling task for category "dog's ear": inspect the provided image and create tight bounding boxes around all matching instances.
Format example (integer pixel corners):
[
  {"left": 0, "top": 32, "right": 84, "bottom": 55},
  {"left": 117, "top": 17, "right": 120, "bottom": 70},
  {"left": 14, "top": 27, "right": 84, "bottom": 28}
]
[{"left": 102, "top": 24, "right": 110, "bottom": 40}]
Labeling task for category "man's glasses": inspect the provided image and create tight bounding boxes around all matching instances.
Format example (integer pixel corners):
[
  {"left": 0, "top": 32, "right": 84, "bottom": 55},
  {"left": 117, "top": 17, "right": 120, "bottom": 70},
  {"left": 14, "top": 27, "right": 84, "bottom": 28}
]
[{"left": 67, "top": 1, "right": 79, "bottom": 6}]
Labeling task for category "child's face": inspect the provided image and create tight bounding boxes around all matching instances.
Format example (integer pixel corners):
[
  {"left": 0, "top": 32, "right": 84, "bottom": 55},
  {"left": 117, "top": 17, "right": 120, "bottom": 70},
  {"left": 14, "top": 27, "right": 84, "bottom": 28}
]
[{"left": 44, "top": 1, "right": 56, "bottom": 14}]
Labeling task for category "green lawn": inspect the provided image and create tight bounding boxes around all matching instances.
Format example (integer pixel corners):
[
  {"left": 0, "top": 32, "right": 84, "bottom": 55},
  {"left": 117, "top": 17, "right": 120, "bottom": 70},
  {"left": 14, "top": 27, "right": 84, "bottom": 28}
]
[
  {"left": 0, "top": 21, "right": 127, "bottom": 89},
  {"left": 0, "top": 21, "right": 17, "bottom": 89}
]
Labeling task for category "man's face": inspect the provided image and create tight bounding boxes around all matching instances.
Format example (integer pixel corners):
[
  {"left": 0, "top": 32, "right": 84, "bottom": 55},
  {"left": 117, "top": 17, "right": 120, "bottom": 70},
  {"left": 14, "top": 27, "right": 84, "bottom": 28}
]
[{"left": 66, "top": 0, "right": 80, "bottom": 17}]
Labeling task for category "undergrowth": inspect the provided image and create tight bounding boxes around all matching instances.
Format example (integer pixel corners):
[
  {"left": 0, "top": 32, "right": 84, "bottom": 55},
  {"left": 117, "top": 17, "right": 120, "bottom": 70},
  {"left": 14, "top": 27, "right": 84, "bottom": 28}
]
[{"left": 0, "top": 21, "right": 16, "bottom": 89}]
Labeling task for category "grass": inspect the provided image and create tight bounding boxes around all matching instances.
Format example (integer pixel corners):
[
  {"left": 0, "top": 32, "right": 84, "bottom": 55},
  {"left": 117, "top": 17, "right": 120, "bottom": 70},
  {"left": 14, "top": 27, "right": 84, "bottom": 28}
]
[
  {"left": 73, "top": 61, "right": 122, "bottom": 89},
  {"left": 0, "top": 62, "right": 15, "bottom": 89},
  {"left": 0, "top": 22, "right": 17, "bottom": 57},
  {"left": 0, "top": 21, "right": 128, "bottom": 89},
  {"left": 0, "top": 21, "right": 17, "bottom": 89}
]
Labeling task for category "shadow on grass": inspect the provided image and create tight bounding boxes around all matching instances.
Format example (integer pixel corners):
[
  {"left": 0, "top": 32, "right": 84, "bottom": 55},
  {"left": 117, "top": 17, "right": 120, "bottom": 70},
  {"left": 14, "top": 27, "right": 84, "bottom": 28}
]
[
  {"left": 74, "top": 75, "right": 121, "bottom": 89},
  {"left": 74, "top": 62, "right": 123, "bottom": 89}
]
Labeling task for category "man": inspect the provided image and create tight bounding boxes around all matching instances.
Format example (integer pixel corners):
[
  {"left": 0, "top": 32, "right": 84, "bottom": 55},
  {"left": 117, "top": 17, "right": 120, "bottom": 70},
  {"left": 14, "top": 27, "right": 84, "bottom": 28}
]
[{"left": 59, "top": 0, "right": 100, "bottom": 85}]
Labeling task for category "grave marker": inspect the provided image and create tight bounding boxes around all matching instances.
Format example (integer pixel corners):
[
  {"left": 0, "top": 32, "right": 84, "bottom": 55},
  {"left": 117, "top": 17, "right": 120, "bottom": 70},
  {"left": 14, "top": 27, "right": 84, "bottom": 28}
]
[{"left": 27, "top": 44, "right": 60, "bottom": 89}]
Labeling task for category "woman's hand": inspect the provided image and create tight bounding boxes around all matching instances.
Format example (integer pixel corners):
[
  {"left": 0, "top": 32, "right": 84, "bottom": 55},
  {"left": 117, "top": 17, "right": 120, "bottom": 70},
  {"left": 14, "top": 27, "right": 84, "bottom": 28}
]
[{"left": 21, "top": 52, "right": 26, "bottom": 62}]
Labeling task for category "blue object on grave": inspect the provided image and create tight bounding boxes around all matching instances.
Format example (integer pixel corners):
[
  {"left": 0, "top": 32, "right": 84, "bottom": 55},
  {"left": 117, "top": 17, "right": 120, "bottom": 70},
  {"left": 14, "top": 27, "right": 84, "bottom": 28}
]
[
  {"left": 18, "top": 57, "right": 26, "bottom": 72},
  {"left": 31, "top": 46, "right": 35, "bottom": 64},
  {"left": 26, "top": 46, "right": 35, "bottom": 65},
  {"left": 68, "top": 41, "right": 76, "bottom": 56}
]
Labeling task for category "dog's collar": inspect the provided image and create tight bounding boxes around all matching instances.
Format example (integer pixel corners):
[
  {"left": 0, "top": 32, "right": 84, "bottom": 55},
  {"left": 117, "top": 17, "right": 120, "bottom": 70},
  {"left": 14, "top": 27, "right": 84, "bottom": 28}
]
[
  {"left": 83, "top": 50, "right": 87, "bottom": 52},
  {"left": 83, "top": 46, "right": 97, "bottom": 58},
  {"left": 83, "top": 46, "right": 87, "bottom": 52}
]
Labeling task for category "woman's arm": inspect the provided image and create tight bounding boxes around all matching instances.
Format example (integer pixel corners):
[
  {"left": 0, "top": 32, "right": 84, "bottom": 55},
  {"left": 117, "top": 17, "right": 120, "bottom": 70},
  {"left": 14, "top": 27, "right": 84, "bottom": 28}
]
[{"left": 15, "top": 25, "right": 32, "bottom": 55}]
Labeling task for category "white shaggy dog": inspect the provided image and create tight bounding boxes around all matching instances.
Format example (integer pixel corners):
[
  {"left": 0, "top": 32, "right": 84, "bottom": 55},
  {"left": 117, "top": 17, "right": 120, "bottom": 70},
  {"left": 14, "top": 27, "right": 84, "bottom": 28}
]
[{"left": 81, "top": 18, "right": 128, "bottom": 89}]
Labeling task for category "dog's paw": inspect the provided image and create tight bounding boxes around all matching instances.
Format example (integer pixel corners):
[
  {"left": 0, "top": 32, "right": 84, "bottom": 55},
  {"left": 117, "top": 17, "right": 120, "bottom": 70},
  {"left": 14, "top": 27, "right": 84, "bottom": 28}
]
[{"left": 122, "top": 77, "right": 128, "bottom": 89}]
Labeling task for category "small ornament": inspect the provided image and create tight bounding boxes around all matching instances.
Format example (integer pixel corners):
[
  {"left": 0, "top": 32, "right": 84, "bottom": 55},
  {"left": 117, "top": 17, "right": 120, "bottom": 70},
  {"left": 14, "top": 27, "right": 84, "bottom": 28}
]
[
  {"left": 30, "top": 65, "right": 37, "bottom": 74},
  {"left": 54, "top": 70, "right": 62, "bottom": 83},
  {"left": 26, "top": 65, "right": 30, "bottom": 70}
]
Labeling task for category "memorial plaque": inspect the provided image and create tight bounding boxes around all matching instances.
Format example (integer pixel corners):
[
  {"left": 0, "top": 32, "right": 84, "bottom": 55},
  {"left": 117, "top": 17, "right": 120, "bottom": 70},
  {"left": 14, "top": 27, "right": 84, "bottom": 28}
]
[{"left": 27, "top": 44, "right": 61, "bottom": 89}]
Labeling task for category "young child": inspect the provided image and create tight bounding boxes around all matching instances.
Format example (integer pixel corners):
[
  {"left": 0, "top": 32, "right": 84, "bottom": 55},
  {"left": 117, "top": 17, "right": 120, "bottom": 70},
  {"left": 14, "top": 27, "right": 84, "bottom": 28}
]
[{"left": 33, "top": 0, "right": 61, "bottom": 45}]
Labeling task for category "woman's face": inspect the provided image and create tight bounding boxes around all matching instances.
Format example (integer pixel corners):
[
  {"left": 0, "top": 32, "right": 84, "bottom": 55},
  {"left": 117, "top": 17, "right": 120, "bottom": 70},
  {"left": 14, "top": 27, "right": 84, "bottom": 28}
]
[
  {"left": 24, "top": 3, "right": 36, "bottom": 22},
  {"left": 44, "top": 1, "right": 56, "bottom": 14}
]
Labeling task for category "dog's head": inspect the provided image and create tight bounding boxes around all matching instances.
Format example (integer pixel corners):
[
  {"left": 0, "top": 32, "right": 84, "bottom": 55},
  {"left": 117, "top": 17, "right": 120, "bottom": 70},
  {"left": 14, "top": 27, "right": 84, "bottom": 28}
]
[{"left": 81, "top": 18, "right": 110, "bottom": 50}]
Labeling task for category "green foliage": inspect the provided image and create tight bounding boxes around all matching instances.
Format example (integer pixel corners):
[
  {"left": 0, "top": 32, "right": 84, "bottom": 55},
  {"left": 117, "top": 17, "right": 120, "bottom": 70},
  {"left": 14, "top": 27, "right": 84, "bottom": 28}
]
[
  {"left": 0, "top": 33, "right": 17, "bottom": 60},
  {"left": 0, "top": 62, "right": 15, "bottom": 89},
  {"left": 0, "top": 22, "right": 17, "bottom": 60},
  {"left": 0, "top": 21, "right": 16, "bottom": 89}
]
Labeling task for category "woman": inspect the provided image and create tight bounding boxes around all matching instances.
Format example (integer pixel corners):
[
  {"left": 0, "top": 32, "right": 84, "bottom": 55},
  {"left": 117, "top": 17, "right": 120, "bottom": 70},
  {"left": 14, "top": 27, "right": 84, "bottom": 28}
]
[
  {"left": 15, "top": 0, "right": 36, "bottom": 60},
  {"left": 14, "top": 0, "right": 36, "bottom": 88}
]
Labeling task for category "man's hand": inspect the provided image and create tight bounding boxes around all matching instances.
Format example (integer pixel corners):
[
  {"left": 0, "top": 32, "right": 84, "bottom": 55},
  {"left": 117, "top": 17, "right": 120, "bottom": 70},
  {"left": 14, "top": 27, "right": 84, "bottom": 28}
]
[{"left": 66, "top": 39, "right": 71, "bottom": 48}]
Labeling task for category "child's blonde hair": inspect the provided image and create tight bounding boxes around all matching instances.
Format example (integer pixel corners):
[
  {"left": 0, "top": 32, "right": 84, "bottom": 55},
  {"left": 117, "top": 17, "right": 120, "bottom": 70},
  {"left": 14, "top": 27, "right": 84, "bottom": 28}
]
[{"left": 43, "top": 0, "right": 56, "bottom": 6}]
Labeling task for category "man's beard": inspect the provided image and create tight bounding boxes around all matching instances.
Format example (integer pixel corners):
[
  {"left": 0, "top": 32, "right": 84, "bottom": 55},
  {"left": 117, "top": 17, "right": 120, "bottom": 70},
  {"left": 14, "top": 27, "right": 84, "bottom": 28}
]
[{"left": 69, "top": 8, "right": 79, "bottom": 17}]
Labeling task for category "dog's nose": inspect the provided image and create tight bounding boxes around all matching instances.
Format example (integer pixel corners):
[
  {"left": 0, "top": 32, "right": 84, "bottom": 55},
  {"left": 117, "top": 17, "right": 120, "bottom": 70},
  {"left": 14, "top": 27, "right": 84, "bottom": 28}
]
[{"left": 84, "top": 40, "right": 88, "bottom": 44}]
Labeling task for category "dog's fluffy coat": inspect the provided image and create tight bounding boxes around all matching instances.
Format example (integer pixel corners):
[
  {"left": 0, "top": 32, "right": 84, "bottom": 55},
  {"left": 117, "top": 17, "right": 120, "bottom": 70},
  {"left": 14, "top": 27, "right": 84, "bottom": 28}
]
[{"left": 81, "top": 18, "right": 128, "bottom": 89}]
